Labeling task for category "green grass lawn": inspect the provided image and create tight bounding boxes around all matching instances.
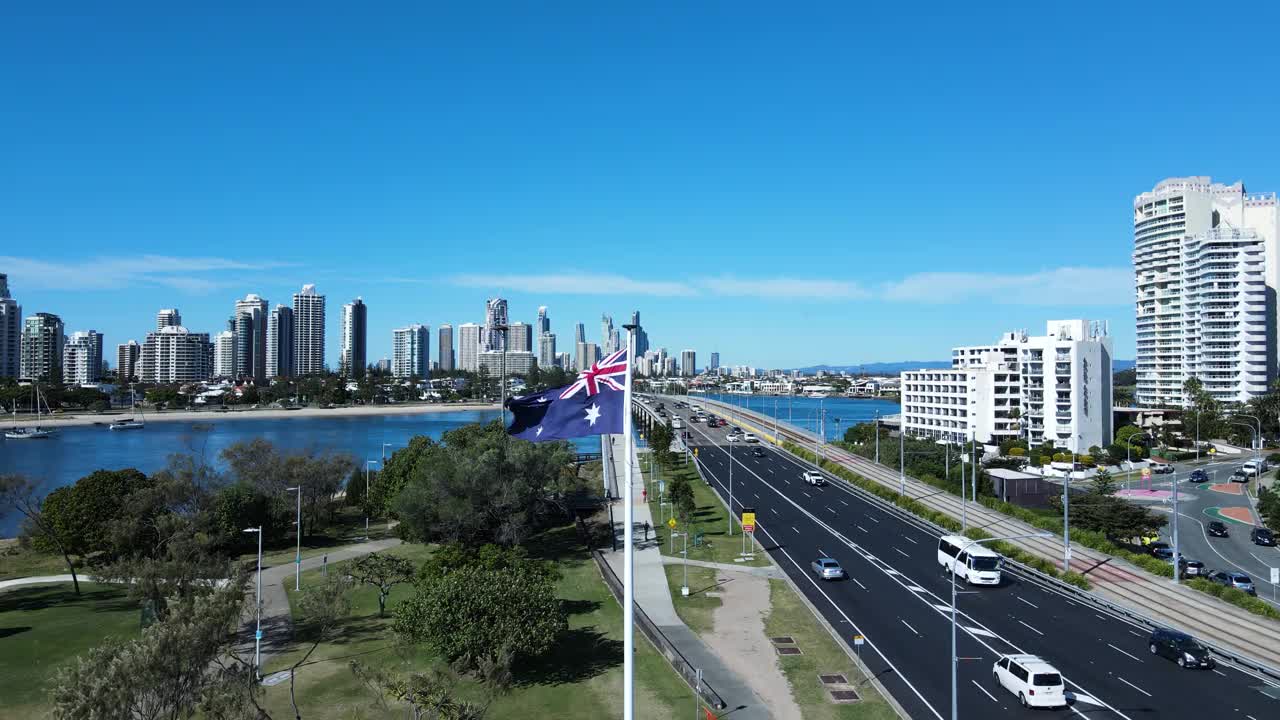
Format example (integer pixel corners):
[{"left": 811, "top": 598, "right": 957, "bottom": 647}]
[
  {"left": 0, "top": 583, "right": 141, "bottom": 720},
  {"left": 263, "top": 525, "right": 695, "bottom": 720},
  {"left": 662, "top": 565, "right": 722, "bottom": 636},
  {"left": 0, "top": 542, "right": 74, "bottom": 581},
  {"left": 764, "top": 579, "right": 899, "bottom": 719},
  {"left": 642, "top": 455, "right": 769, "bottom": 567},
  {"left": 242, "top": 505, "right": 398, "bottom": 570}
]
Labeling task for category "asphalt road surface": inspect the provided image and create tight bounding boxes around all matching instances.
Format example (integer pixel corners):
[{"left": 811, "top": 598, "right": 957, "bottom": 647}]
[{"left": 656, "top": 404, "right": 1279, "bottom": 720}]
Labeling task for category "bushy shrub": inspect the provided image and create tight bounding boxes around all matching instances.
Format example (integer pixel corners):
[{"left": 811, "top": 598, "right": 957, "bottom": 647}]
[
  {"left": 1052, "top": 452, "right": 1068, "bottom": 463},
  {"left": 1078, "top": 455, "right": 1094, "bottom": 466},
  {"left": 1009, "top": 447, "right": 1026, "bottom": 457}
]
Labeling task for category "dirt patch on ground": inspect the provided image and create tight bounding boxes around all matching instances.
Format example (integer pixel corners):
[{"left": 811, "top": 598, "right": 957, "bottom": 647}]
[{"left": 703, "top": 571, "right": 801, "bottom": 720}]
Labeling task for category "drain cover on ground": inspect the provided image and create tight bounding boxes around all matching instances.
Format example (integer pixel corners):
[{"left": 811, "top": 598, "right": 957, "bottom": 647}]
[
  {"left": 776, "top": 646, "right": 803, "bottom": 655},
  {"left": 819, "top": 674, "right": 848, "bottom": 685},
  {"left": 770, "top": 636, "right": 795, "bottom": 644},
  {"left": 830, "top": 689, "right": 861, "bottom": 703}
]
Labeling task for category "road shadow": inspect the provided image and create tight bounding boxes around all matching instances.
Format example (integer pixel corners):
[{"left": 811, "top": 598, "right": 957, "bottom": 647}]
[{"left": 514, "top": 626, "right": 621, "bottom": 687}]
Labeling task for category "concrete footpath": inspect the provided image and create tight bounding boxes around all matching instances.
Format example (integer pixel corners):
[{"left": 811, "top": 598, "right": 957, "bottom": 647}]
[{"left": 602, "top": 435, "right": 775, "bottom": 720}]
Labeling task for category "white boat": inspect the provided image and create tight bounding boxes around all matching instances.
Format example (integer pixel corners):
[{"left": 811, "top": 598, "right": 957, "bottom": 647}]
[
  {"left": 6, "top": 384, "right": 55, "bottom": 439},
  {"left": 109, "top": 386, "right": 146, "bottom": 431}
]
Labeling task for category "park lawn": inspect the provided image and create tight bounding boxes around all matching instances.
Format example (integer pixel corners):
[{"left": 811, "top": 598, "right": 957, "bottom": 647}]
[
  {"left": 241, "top": 505, "right": 398, "bottom": 570},
  {"left": 764, "top": 579, "right": 899, "bottom": 720},
  {"left": 0, "top": 583, "right": 141, "bottom": 720},
  {"left": 264, "top": 525, "right": 693, "bottom": 720},
  {"left": 0, "top": 541, "right": 74, "bottom": 581},
  {"left": 642, "top": 455, "right": 769, "bottom": 567},
  {"left": 662, "top": 565, "right": 722, "bottom": 636}
]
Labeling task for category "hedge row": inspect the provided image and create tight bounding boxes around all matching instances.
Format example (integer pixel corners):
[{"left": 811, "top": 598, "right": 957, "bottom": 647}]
[
  {"left": 783, "top": 442, "right": 1092, "bottom": 590},
  {"left": 1186, "top": 578, "right": 1280, "bottom": 620}
]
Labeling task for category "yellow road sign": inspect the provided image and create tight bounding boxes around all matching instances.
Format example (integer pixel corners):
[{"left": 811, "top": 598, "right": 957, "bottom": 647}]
[
  {"left": 741, "top": 509, "right": 756, "bottom": 533},
  {"left": 667, "top": 517, "right": 677, "bottom": 530}
]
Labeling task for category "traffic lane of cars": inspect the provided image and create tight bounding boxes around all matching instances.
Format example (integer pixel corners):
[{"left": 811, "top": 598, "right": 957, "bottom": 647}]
[
  {"left": 694, "top": 450, "right": 1055, "bottom": 720},
  {"left": 687, "top": 427, "right": 1279, "bottom": 719}
]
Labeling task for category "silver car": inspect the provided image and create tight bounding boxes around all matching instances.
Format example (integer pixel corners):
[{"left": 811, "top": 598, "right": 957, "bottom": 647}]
[{"left": 811, "top": 557, "right": 845, "bottom": 580}]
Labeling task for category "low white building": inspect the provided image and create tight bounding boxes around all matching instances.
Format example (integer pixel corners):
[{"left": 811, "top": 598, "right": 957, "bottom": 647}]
[{"left": 900, "top": 320, "right": 1113, "bottom": 453}]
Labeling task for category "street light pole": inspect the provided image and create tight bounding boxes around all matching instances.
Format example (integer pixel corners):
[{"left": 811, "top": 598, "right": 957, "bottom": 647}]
[
  {"left": 874, "top": 409, "right": 880, "bottom": 464},
  {"left": 899, "top": 424, "right": 906, "bottom": 495},
  {"left": 365, "top": 459, "right": 377, "bottom": 540},
  {"left": 287, "top": 486, "right": 301, "bottom": 591},
  {"left": 242, "top": 526, "right": 263, "bottom": 678},
  {"left": 728, "top": 437, "right": 734, "bottom": 537},
  {"left": 951, "top": 533, "right": 1053, "bottom": 720},
  {"left": 1171, "top": 467, "right": 1181, "bottom": 585},
  {"left": 382, "top": 442, "right": 392, "bottom": 462}
]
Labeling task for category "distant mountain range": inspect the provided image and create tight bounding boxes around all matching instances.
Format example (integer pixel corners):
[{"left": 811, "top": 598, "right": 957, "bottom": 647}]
[{"left": 793, "top": 359, "right": 1136, "bottom": 375}]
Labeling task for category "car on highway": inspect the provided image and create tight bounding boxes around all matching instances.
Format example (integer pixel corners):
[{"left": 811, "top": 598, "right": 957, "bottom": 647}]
[
  {"left": 1251, "top": 527, "right": 1276, "bottom": 547},
  {"left": 743, "top": 433, "right": 759, "bottom": 443},
  {"left": 750, "top": 447, "right": 766, "bottom": 458},
  {"left": 1148, "top": 628, "right": 1216, "bottom": 669},
  {"left": 1150, "top": 461, "right": 1174, "bottom": 474},
  {"left": 688, "top": 415, "right": 702, "bottom": 423},
  {"left": 1189, "top": 469, "right": 1209, "bottom": 483},
  {"left": 802, "top": 470, "right": 826, "bottom": 486},
  {"left": 992, "top": 654, "right": 1066, "bottom": 709},
  {"left": 811, "top": 557, "right": 846, "bottom": 580},
  {"left": 1179, "top": 559, "right": 1206, "bottom": 578},
  {"left": 1242, "top": 459, "right": 1268, "bottom": 475},
  {"left": 1207, "top": 521, "right": 1229, "bottom": 538},
  {"left": 726, "top": 432, "right": 743, "bottom": 442},
  {"left": 1207, "top": 570, "right": 1256, "bottom": 596},
  {"left": 938, "top": 534, "right": 1003, "bottom": 585},
  {"left": 1230, "top": 469, "right": 1249, "bottom": 483},
  {"left": 1149, "top": 542, "right": 1173, "bottom": 559}
]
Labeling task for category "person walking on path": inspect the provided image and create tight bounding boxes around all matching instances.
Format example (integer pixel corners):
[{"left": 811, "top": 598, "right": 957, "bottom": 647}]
[{"left": 643, "top": 520, "right": 651, "bottom": 541}]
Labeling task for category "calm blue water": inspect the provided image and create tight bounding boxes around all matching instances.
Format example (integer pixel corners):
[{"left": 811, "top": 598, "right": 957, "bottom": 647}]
[
  {"left": 693, "top": 393, "right": 899, "bottom": 441},
  {"left": 0, "top": 409, "right": 598, "bottom": 536}
]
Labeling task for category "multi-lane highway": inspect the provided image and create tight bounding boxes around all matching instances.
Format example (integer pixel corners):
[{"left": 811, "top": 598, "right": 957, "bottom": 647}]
[{"left": 650, "top": 401, "right": 1279, "bottom": 720}]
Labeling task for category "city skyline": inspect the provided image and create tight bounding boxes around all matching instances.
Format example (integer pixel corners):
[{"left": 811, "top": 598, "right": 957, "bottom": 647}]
[{"left": 5, "top": 7, "right": 1280, "bottom": 368}]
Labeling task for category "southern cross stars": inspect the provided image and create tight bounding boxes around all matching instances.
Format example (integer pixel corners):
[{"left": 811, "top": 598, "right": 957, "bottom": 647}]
[{"left": 584, "top": 403, "right": 602, "bottom": 426}]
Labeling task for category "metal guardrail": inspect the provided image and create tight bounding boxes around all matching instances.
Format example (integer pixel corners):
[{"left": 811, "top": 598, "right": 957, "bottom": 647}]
[
  {"left": 685, "top": 396, "right": 1280, "bottom": 685},
  {"left": 592, "top": 550, "right": 728, "bottom": 711}
]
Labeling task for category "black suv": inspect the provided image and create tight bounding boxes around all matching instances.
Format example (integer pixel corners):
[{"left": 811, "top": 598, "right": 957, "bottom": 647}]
[
  {"left": 1148, "top": 628, "right": 1215, "bottom": 669},
  {"left": 750, "top": 447, "right": 766, "bottom": 458},
  {"left": 1206, "top": 521, "right": 1229, "bottom": 538},
  {"left": 1188, "top": 469, "right": 1209, "bottom": 483},
  {"left": 1252, "top": 527, "right": 1277, "bottom": 547}
]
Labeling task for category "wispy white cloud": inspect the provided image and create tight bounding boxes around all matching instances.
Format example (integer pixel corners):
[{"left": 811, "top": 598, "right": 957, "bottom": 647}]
[
  {"left": 0, "top": 255, "right": 293, "bottom": 293},
  {"left": 450, "top": 273, "right": 697, "bottom": 297},
  {"left": 701, "top": 276, "right": 869, "bottom": 299},
  {"left": 880, "top": 267, "right": 1131, "bottom": 306}
]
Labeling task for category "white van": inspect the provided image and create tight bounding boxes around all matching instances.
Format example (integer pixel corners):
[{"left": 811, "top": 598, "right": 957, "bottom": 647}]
[
  {"left": 992, "top": 655, "right": 1066, "bottom": 709},
  {"left": 1242, "top": 459, "right": 1267, "bottom": 476},
  {"left": 937, "top": 535, "right": 1002, "bottom": 585},
  {"left": 671, "top": 418, "right": 685, "bottom": 430}
]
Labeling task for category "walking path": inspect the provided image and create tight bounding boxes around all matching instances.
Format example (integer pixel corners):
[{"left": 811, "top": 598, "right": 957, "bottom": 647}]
[
  {"left": 239, "top": 537, "right": 402, "bottom": 667},
  {"left": 602, "top": 435, "right": 775, "bottom": 720},
  {"left": 700, "top": 397, "right": 1280, "bottom": 672},
  {"left": 659, "top": 556, "right": 784, "bottom": 580}
]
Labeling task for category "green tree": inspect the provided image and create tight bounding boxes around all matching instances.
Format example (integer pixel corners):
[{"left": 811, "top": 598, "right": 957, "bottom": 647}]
[
  {"left": 0, "top": 475, "right": 85, "bottom": 594},
  {"left": 648, "top": 422, "right": 674, "bottom": 468},
  {"left": 345, "top": 552, "right": 416, "bottom": 617},
  {"left": 50, "top": 579, "right": 265, "bottom": 720},
  {"left": 394, "top": 562, "right": 566, "bottom": 676},
  {"left": 352, "top": 664, "right": 488, "bottom": 719},
  {"left": 420, "top": 543, "right": 559, "bottom": 584},
  {"left": 1091, "top": 468, "right": 1117, "bottom": 496},
  {"left": 1258, "top": 486, "right": 1280, "bottom": 533},
  {"left": 29, "top": 469, "right": 151, "bottom": 557},
  {"left": 392, "top": 422, "right": 585, "bottom": 547},
  {"left": 1055, "top": 492, "right": 1165, "bottom": 543},
  {"left": 667, "top": 472, "right": 696, "bottom": 526}
]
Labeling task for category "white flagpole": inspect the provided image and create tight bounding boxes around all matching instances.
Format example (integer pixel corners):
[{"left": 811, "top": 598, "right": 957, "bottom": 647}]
[{"left": 621, "top": 324, "right": 638, "bottom": 720}]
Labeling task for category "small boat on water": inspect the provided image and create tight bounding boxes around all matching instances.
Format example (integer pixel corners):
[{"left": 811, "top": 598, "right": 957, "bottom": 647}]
[
  {"left": 109, "top": 418, "right": 145, "bottom": 430},
  {"left": 6, "top": 383, "right": 55, "bottom": 439}
]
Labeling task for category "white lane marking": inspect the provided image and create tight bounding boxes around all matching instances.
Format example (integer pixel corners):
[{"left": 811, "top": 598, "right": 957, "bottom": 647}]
[
  {"left": 1095, "top": 614, "right": 1107, "bottom": 621},
  {"left": 856, "top": 525, "right": 869, "bottom": 533},
  {"left": 971, "top": 680, "right": 999, "bottom": 703},
  {"left": 902, "top": 535, "right": 919, "bottom": 545},
  {"left": 1016, "top": 596, "right": 1039, "bottom": 609},
  {"left": 818, "top": 548, "right": 827, "bottom": 556},
  {"left": 894, "top": 547, "right": 910, "bottom": 558},
  {"left": 1212, "top": 669, "right": 1226, "bottom": 677},
  {"left": 771, "top": 508, "right": 778, "bottom": 514},
  {"left": 1018, "top": 620, "right": 1044, "bottom": 636},
  {"left": 803, "top": 491, "right": 811, "bottom": 498},
  {"left": 1128, "top": 630, "right": 1143, "bottom": 638},
  {"left": 933, "top": 604, "right": 952, "bottom": 612},
  {"left": 827, "top": 506, "right": 837, "bottom": 514},
  {"left": 852, "top": 577, "right": 867, "bottom": 590},
  {"left": 1107, "top": 643, "right": 1143, "bottom": 663},
  {"left": 753, "top": 493, "right": 759, "bottom": 499},
  {"left": 1115, "top": 676, "right": 1151, "bottom": 698},
  {"left": 792, "top": 527, "right": 799, "bottom": 534},
  {"left": 768, "top": 469, "right": 775, "bottom": 474},
  {"left": 966, "top": 627, "right": 998, "bottom": 638},
  {"left": 866, "top": 515, "right": 881, "bottom": 523},
  {"left": 906, "top": 585, "right": 925, "bottom": 592},
  {"left": 900, "top": 619, "right": 920, "bottom": 636},
  {"left": 840, "top": 500, "right": 849, "bottom": 506}
]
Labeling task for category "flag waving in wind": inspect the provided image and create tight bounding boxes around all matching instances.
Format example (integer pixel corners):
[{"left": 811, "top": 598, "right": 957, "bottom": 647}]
[{"left": 506, "top": 348, "right": 629, "bottom": 441}]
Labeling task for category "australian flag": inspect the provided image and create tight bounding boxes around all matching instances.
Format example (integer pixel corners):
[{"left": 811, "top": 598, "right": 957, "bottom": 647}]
[{"left": 506, "top": 348, "right": 628, "bottom": 441}]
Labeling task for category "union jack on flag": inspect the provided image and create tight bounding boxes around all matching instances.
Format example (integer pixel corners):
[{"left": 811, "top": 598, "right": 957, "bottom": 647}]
[{"left": 559, "top": 348, "right": 629, "bottom": 399}]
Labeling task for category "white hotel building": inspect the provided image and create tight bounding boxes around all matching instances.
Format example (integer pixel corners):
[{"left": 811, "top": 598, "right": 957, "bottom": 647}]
[
  {"left": 900, "top": 320, "right": 1113, "bottom": 453},
  {"left": 1134, "top": 177, "right": 1278, "bottom": 406}
]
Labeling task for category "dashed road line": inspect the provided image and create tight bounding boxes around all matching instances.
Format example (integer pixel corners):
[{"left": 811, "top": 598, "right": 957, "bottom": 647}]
[
  {"left": 852, "top": 577, "right": 867, "bottom": 590},
  {"left": 840, "top": 500, "right": 849, "bottom": 506},
  {"left": 792, "top": 526, "right": 799, "bottom": 534},
  {"left": 1016, "top": 596, "right": 1039, "bottom": 609},
  {"left": 902, "top": 536, "right": 919, "bottom": 544},
  {"left": 1115, "top": 676, "right": 1151, "bottom": 698},
  {"left": 856, "top": 525, "right": 869, "bottom": 533},
  {"left": 894, "top": 548, "right": 910, "bottom": 558},
  {"left": 900, "top": 619, "right": 920, "bottom": 636},
  {"left": 1107, "top": 643, "right": 1142, "bottom": 663},
  {"left": 972, "top": 680, "right": 999, "bottom": 703},
  {"left": 1018, "top": 620, "right": 1043, "bottom": 636}
]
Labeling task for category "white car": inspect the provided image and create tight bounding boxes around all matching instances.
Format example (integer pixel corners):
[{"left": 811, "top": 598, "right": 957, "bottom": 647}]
[
  {"left": 803, "top": 471, "right": 826, "bottom": 486},
  {"left": 743, "top": 433, "right": 759, "bottom": 443},
  {"left": 992, "top": 654, "right": 1065, "bottom": 709},
  {"left": 726, "top": 432, "right": 743, "bottom": 442}
]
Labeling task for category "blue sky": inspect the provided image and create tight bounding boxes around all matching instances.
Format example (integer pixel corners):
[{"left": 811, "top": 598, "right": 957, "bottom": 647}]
[{"left": 4, "top": 3, "right": 1280, "bottom": 369}]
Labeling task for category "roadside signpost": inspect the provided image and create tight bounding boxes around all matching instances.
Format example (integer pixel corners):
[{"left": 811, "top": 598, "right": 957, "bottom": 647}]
[
  {"left": 1271, "top": 567, "right": 1279, "bottom": 602},
  {"left": 740, "top": 507, "right": 756, "bottom": 559},
  {"left": 852, "top": 634, "right": 865, "bottom": 663}
]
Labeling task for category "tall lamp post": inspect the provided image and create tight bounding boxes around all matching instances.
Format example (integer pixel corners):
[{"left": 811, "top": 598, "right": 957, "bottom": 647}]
[
  {"left": 286, "top": 486, "right": 301, "bottom": 591},
  {"left": 365, "top": 459, "right": 378, "bottom": 540},
  {"left": 1233, "top": 413, "right": 1263, "bottom": 460},
  {"left": 950, "top": 533, "right": 1053, "bottom": 720},
  {"left": 242, "top": 526, "right": 263, "bottom": 678},
  {"left": 382, "top": 442, "right": 393, "bottom": 462}
]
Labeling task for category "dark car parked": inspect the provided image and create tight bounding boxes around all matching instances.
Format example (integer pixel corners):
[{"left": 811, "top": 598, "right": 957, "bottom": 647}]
[
  {"left": 1251, "top": 527, "right": 1276, "bottom": 547},
  {"left": 1148, "top": 628, "right": 1215, "bottom": 669},
  {"left": 1206, "top": 521, "right": 1229, "bottom": 538},
  {"left": 1149, "top": 542, "right": 1173, "bottom": 559},
  {"left": 1188, "top": 469, "right": 1209, "bottom": 483}
]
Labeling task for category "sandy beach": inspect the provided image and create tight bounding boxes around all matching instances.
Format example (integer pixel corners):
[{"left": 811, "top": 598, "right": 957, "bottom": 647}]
[{"left": 15, "top": 402, "right": 502, "bottom": 429}]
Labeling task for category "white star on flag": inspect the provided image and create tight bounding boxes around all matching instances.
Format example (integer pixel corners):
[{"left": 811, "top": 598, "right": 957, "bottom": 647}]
[
  {"left": 536, "top": 426, "right": 544, "bottom": 436},
  {"left": 584, "top": 403, "right": 602, "bottom": 426}
]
